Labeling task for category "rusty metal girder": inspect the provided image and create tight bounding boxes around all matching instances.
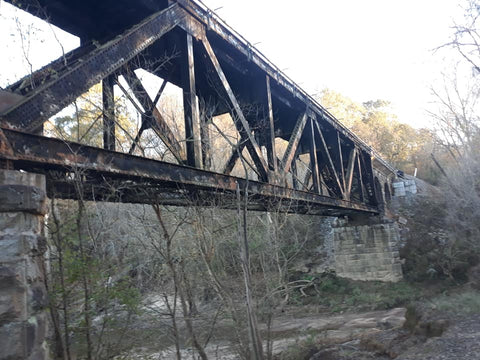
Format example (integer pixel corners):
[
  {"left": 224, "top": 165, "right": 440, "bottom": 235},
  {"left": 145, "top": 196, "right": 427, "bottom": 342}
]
[
  {"left": 122, "top": 70, "right": 186, "bottom": 163},
  {"left": 0, "top": 4, "right": 183, "bottom": 132},
  {"left": 282, "top": 112, "right": 308, "bottom": 173},
  {"left": 0, "top": 128, "right": 378, "bottom": 216}
]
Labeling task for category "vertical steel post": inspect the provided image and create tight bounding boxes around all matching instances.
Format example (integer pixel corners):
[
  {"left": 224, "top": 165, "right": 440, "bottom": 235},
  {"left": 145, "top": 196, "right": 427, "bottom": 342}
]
[
  {"left": 291, "top": 152, "right": 299, "bottom": 190},
  {"left": 182, "top": 33, "right": 202, "bottom": 168},
  {"left": 309, "top": 118, "right": 321, "bottom": 193},
  {"left": 199, "top": 100, "right": 212, "bottom": 170},
  {"left": 265, "top": 76, "right": 277, "bottom": 174},
  {"left": 102, "top": 75, "right": 116, "bottom": 151}
]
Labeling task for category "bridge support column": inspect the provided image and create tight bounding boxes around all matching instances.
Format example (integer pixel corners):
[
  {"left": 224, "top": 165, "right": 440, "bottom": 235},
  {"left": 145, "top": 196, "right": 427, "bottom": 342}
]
[
  {"left": 333, "top": 217, "right": 403, "bottom": 282},
  {"left": 0, "top": 170, "right": 49, "bottom": 360}
]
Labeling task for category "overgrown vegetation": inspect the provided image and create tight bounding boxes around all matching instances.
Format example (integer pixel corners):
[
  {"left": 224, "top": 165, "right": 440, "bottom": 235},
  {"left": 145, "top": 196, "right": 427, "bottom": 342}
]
[
  {"left": 289, "top": 272, "right": 422, "bottom": 312},
  {"left": 45, "top": 185, "right": 332, "bottom": 359},
  {"left": 431, "top": 290, "right": 480, "bottom": 315}
]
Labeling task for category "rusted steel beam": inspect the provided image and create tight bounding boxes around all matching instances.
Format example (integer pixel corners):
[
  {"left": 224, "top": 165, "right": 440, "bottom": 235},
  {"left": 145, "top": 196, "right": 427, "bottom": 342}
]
[
  {"left": 344, "top": 148, "right": 357, "bottom": 200},
  {"left": 303, "top": 169, "right": 312, "bottom": 192},
  {"left": 223, "top": 136, "right": 262, "bottom": 178},
  {"left": 198, "top": 100, "right": 212, "bottom": 170},
  {"left": 5, "top": 43, "right": 97, "bottom": 96},
  {"left": 0, "top": 90, "right": 24, "bottom": 114},
  {"left": 114, "top": 79, "right": 144, "bottom": 115},
  {"left": 122, "top": 70, "right": 185, "bottom": 163},
  {"left": 0, "top": 129, "right": 14, "bottom": 158},
  {"left": 291, "top": 153, "right": 299, "bottom": 190},
  {"left": 266, "top": 75, "right": 277, "bottom": 174},
  {"left": 201, "top": 36, "right": 269, "bottom": 181},
  {"left": 153, "top": 79, "right": 168, "bottom": 107},
  {"left": 308, "top": 118, "right": 321, "bottom": 194},
  {"left": 317, "top": 157, "right": 342, "bottom": 198},
  {"left": 182, "top": 33, "right": 202, "bottom": 168},
  {"left": 200, "top": 120, "right": 211, "bottom": 169},
  {"left": 359, "top": 152, "right": 376, "bottom": 205},
  {"left": 281, "top": 112, "right": 307, "bottom": 173},
  {"left": 223, "top": 137, "right": 246, "bottom": 174},
  {"left": 127, "top": 78, "right": 167, "bottom": 156},
  {"left": 357, "top": 153, "right": 366, "bottom": 202},
  {"left": 311, "top": 115, "right": 345, "bottom": 199},
  {"left": 337, "top": 132, "right": 345, "bottom": 192},
  {"left": 128, "top": 123, "right": 146, "bottom": 155},
  {"left": 0, "top": 4, "right": 182, "bottom": 133},
  {"left": 0, "top": 128, "right": 378, "bottom": 215},
  {"left": 102, "top": 75, "right": 116, "bottom": 151}
]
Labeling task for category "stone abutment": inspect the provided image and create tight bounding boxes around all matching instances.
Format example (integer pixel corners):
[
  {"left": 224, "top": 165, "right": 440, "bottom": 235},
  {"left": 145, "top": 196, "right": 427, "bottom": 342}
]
[
  {"left": 0, "top": 170, "right": 49, "bottom": 360},
  {"left": 333, "top": 218, "right": 403, "bottom": 282}
]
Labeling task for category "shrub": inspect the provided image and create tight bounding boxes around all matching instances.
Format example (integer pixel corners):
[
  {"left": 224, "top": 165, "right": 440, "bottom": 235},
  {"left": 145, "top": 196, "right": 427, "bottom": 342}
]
[{"left": 431, "top": 290, "right": 480, "bottom": 315}]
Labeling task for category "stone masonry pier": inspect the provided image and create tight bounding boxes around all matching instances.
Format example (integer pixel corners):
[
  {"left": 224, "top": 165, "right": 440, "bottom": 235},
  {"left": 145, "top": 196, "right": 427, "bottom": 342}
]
[
  {"left": 0, "top": 170, "right": 49, "bottom": 360},
  {"left": 333, "top": 219, "right": 403, "bottom": 282}
]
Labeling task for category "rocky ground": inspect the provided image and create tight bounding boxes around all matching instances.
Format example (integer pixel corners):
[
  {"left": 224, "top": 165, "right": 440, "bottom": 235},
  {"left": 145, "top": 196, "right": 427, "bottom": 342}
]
[
  {"left": 303, "top": 299, "right": 480, "bottom": 360},
  {"left": 116, "top": 286, "right": 480, "bottom": 359},
  {"left": 396, "top": 314, "right": 480, "bottom": 360},
  {"left": 120, "top": 307, "right": 406, "bottom": 359}
]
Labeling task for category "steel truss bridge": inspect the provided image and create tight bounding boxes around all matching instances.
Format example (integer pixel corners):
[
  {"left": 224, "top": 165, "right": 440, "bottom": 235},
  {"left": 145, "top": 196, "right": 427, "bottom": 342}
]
[{"left": 0, "top": 0, "right": 395, "bottom": 216}]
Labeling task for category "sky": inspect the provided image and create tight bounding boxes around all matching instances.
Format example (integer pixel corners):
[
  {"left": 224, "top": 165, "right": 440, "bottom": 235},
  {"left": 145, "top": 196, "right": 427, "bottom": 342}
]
[
  {"left": 0, "top": 0, "right": 466, "bottom": 128},
  {"left": 199, "top": 0, "right": 465, "bottom": 127}
]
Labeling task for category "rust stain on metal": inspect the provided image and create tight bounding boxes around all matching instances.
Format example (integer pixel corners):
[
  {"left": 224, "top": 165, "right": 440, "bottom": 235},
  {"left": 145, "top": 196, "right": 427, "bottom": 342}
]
[{"left": 0, "top": 128, "right": 14, "bottom": 158}]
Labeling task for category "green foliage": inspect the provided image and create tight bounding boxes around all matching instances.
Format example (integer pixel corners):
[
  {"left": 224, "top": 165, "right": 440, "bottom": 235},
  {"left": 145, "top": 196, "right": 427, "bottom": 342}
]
[
  {"left": 277, "top": 334, "right": 318, "bottom": 360},
  {"left": 318, "top": 89, "right": 442, "bottom": 182},
  {"left": 47, "top": 201, "right": 144, "bottom": 358},
  {"left": 293, "top": 272, "right": 419, "bottom": 312},
  {"left": 316, "top": 273, "right": 351, "bottom": 293},
  {"left": 397, "top": 187, "right": 480, "bottom": 283},
  {"left": 431, "top": 290, "right": 480, "bottom": 315},
  {"left": 402, "top": 234, "right": 479, "bottom": 283}
]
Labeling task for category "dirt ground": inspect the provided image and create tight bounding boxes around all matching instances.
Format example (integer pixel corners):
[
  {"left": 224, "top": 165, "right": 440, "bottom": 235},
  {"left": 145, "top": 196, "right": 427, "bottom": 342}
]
[{"left": 304, "top": 304, "right": 480, "bottom": 360}]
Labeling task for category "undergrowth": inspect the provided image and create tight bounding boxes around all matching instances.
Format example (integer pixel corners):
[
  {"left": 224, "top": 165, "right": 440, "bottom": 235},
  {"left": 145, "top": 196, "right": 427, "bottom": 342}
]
[
  {"left": 431, "top": 290, "right": 480, "bottom": 315},
  {"left": 291, "top": 272, "right": 427, "bottom": 312}
]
